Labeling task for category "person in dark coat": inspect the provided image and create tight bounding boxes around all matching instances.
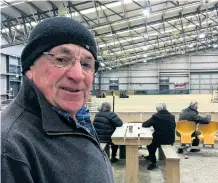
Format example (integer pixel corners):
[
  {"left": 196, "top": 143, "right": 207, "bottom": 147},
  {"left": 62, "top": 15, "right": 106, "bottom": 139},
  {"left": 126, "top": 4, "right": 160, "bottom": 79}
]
[
  {"left": 178, "top": 101, "right": 211, "bottom": 152},
  {"left": 93, "top": 102, "right": 123, "bottom": 163},
  {"left": 142, "top": 103, "right": 176, "bottom": 170},
  {"left": 1, "top": 17, "right": 114, "bottom": 183}
]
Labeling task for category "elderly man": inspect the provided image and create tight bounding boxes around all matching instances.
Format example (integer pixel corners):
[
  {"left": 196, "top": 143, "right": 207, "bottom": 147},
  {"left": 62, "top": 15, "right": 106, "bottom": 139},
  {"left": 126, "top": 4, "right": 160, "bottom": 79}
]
[
  {"left": 142, "top": 103, "right": 176, "bottom": 170},
  {"left": 1, "top": 17, "right": 114, "bottom": 183},
  {"left": 178, "top": 101, "right": 211, "bottom": 152}
]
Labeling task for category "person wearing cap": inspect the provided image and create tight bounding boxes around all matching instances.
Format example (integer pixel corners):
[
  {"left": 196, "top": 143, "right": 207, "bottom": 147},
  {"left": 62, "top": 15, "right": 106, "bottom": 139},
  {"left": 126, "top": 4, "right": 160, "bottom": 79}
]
[
  {"left": 1, "top": 17, "right": 114, "bottom": 183},
  {"left": 142, "top": 103, "right": 176, "bottom": 170},
  {"left": 177, "top": 101, "right": 211, "bottom": 153}
]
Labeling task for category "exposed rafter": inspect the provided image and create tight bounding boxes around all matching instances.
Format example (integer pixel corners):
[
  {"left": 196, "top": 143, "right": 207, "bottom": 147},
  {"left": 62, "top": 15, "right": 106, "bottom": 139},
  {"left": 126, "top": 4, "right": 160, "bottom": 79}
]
[{"left": 1, "top": 0, "right": 218, "bottom": 70}]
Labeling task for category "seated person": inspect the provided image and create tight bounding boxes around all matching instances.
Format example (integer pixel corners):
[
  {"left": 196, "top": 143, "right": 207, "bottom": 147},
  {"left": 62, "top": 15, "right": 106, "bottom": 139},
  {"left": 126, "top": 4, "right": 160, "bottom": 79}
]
[
  {"left": 142, "top": 103, "right": 176, "bottom": 170},
  {"left": 178, "top": 101, "right": 211, "bottom": 152},
  {"left": 93, "top": 102, "right": 123, "bottom": 163}
]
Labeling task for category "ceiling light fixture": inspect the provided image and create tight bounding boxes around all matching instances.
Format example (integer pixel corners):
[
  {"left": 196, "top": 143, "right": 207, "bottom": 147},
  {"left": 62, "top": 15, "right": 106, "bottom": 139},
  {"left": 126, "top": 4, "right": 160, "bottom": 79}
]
[
  {"left": 100, "top": 63, "right": 105, "bottom": 67},
  {"left": 213, "top": 44, "right": 218, "bottom": 48},
  {"left": 188, "top": 44, "right": 194, "bottom": 48},
  {"left": 143, "top": 9, "right": 150, "bottom": 17},
  {"left": 198, "top": 33, "right": 206, "bottom": 39}
]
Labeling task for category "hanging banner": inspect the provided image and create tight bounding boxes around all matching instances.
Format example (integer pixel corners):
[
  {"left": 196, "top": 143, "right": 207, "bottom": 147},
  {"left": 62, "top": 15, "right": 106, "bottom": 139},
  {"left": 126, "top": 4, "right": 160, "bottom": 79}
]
[{"left": 174, "top": 83, "right": 186, "bottom": 89}]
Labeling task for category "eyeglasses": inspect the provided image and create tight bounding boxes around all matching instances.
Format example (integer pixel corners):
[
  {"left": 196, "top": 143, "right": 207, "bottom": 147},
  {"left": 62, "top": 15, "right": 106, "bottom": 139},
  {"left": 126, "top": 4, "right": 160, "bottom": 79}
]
[{"left": 43, "top": 52, "right": 95, "bottom": 73}]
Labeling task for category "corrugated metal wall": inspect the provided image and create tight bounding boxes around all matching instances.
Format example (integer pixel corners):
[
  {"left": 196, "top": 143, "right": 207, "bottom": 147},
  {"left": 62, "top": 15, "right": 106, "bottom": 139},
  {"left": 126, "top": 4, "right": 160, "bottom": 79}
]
[{"left": 96, "top": 52, "right": 218, "bottom": 94}]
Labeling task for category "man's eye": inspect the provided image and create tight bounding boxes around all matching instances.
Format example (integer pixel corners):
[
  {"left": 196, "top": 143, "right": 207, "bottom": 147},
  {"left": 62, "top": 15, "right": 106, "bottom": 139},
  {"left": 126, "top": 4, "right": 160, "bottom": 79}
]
[
  {"left": 56, "top": 57, "right": 70, "bottom": 63},
  {"left": 82, "top": 63, "right": 92, "bottom": 68}
]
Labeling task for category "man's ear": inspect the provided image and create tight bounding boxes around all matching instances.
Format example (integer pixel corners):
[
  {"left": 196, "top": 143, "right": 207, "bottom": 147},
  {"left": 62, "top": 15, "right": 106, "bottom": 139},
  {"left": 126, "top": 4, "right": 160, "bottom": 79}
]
[{"left": 25, "top": 69, "right": 33, "bottom": 80}]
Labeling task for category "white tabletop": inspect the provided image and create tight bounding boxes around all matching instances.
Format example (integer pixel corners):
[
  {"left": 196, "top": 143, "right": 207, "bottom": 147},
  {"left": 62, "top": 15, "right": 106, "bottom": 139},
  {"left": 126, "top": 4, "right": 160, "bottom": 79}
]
[{"left": 112, "top": 123, "right": 153, "bottom": 140}]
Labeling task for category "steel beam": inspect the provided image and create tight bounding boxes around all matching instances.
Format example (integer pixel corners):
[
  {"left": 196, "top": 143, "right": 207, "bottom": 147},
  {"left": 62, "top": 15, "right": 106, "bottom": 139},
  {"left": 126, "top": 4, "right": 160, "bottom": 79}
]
[
  {"left": 68, "top": 1, "right": 97, "bottom": 26},
  {"left": 169, "top": 1, "right": 179, "bottom": 7},
  {"left": 97, "top": 1, "right": 122, "bottom": 64},
  {"left": 2, "top": 0, "right": 35, "bottom": 22},
  {"left": 97, "top": 1, "right": 123, "bottom": 19},
  {"left": 25, "top": 1, "right": 49, "bottom": 19},
  {"left": 132, "top": 1, "right": 143, "bottom": 8},
  {"left": 47, "top": 0, "right": 58, "bottom": 16}
]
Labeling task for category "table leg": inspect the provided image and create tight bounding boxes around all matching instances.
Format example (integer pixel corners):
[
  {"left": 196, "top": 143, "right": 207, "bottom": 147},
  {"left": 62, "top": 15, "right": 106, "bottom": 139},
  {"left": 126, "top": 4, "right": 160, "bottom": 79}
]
[{"left": 126, "top": 145, "right": 138, "bottom": 183}]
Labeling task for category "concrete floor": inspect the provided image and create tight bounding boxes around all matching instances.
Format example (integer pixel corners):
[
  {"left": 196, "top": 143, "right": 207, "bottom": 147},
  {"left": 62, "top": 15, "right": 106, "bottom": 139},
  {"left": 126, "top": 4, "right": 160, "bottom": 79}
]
[
  {"left": 111, "top": 146, "right": 218, "bottom": 183},
  {"left": 112, "top": 156, "right": 165, "bottom": 183}
]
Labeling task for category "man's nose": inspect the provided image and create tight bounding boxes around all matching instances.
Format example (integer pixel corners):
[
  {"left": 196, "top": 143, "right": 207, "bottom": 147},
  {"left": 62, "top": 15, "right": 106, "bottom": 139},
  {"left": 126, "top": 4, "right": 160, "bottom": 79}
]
[{"left": 65, "top": 61, "right": 85, "bottom": 82}]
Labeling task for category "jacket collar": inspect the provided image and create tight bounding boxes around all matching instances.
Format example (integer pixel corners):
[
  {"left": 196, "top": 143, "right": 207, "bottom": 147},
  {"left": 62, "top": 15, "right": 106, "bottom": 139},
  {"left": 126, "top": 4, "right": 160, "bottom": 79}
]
[
  {"left": 157, "top": 109, "right": 170, "bottom": 114},
  {"left": 188, "top": 106, "right": 199, "bottom": 114},
  {"left": 15, "top": 76, "right": 76, "bottom": 133}
]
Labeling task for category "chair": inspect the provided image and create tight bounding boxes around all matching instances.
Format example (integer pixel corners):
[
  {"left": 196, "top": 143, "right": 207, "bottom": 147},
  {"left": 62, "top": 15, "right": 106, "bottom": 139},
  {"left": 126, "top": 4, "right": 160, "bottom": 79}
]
[
  {"left": 198, "top": 121, "right": 218, "bottom": 147},
  {"left": 176, "top": 120, "right": 197, "bottom": 158}
]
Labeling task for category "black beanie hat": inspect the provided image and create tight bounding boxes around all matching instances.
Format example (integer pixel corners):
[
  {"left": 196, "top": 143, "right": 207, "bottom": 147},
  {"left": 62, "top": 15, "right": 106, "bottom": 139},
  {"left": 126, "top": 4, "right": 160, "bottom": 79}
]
[{"left": 21, "top": 17, "right": 99, "bottom": 73}]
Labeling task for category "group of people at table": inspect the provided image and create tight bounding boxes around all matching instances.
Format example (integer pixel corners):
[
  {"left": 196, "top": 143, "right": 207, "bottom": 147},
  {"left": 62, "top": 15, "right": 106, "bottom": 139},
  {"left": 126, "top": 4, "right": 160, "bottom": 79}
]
[
  {"left": 93, "top": 100, "right": 211, "bottom": 170},
  {"left": 1, "top": 17, "right": 211, "bottom": 183}
]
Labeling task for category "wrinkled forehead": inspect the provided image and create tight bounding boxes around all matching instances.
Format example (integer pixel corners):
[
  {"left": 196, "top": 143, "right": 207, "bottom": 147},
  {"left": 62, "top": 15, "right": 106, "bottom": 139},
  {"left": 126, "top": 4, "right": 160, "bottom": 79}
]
[{"left": 49, "top": 44, "right": 94, "bottom": 59}]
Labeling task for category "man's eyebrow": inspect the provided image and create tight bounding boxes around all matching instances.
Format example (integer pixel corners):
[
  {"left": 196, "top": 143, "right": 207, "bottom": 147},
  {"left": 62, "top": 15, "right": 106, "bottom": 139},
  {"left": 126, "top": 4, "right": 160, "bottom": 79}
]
[
  {"left": 58, "top": 46, "right": 94, "bottom": 59},
  {"left": 59, "top": 47, "right": 74, "bottom": 55},
  {"left": 82, "top": 53, "right": 94, "bottom": 60}
]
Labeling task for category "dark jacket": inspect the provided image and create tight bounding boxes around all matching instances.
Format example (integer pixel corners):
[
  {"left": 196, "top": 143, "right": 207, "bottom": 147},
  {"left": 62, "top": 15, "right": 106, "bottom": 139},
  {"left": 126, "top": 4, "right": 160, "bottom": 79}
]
[
  {"left": 179, "top": 106, "right": 211, "bottom": 124},
  {"left": 1, "top": 76, "right": 114, "bottom": 183},
  {"left": 142, "top": 110, "right": 176, "bottom": 144},
  {"left": 93, "top": 111, "right": 123, "bottom": 143}
]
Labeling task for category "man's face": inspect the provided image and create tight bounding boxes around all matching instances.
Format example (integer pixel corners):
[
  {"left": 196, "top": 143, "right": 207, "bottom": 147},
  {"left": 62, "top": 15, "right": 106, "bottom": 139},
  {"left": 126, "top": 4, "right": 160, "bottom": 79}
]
[{"left": 26, "top": 44, "right": 94, "bottom": 116}]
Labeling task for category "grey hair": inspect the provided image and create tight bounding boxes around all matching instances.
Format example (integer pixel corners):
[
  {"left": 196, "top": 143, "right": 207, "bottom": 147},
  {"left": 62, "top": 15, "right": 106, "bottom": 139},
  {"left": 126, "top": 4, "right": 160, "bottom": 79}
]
[
  {"left": 189, "top": 101, "right": 198, "bottom": 109},
  {"left": 99, "top": 102, "right": 111, "bottom": 112},
  {"left": 156, "top": 103, "right": 167, "bottom": 111}
]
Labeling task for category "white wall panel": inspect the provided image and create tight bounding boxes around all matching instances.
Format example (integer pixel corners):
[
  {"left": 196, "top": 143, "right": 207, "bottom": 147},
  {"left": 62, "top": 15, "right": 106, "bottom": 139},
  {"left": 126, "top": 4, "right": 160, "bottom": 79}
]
[
  {"left": 119, "top": 78, "right": 128, "bottom": 83},
  {"left": 0, "top": 76, "right": 7, "bottom": 94},
  {"left": 191, "top": 63, "right": 216, "bottom": 69},
  {"left": 100, "top": 85, "right": 109, "bottom": 90},
  {"left": 119, "top": 84, "right": 127, "bottom": 90},
  {"left": 1, "top": 54, "right": 7, "bottom": 73},
  {"left": 129, "top": 70, "right": 157, "bottom": 77},
  {"left": 211, "top": 74, "right": 218, "bottom": 79},
  {"left": 191, "top": 90, "right": 200, "bottom": 94},
  {"left": 191, "top": 55, "right": 218, "bottom": 62},
  {"left": 200, "top": 90, "right": 210, "bottom": 94},
  {"left": 9, "top": 56, "right": 19, "bottom": 65},
  {"left": 170, "top": 76, "right": 189, "bottom": 83},
  {"left": 103, "top": 71, "right": 128, "bottom": 77},
  {"left": 130, "top": 77, "right": 158, "bottom": 83},
  {"left": 190, "top": 55, "right": 218, "bottom": 70},
  {"left": 130, "top": 84, "right": 158, "bottom": 90},
  {"left": 101, "top": 77, "right": 109, "bottom": 84},
  {"left": 1, "top": 44, "right": 24, "bottom": 57},
  {"left": 99, "top": 53, "right": 218, "bottom": 94},
  {"left": 160, "top": 57, "right": 189, "bottom": 70}
]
